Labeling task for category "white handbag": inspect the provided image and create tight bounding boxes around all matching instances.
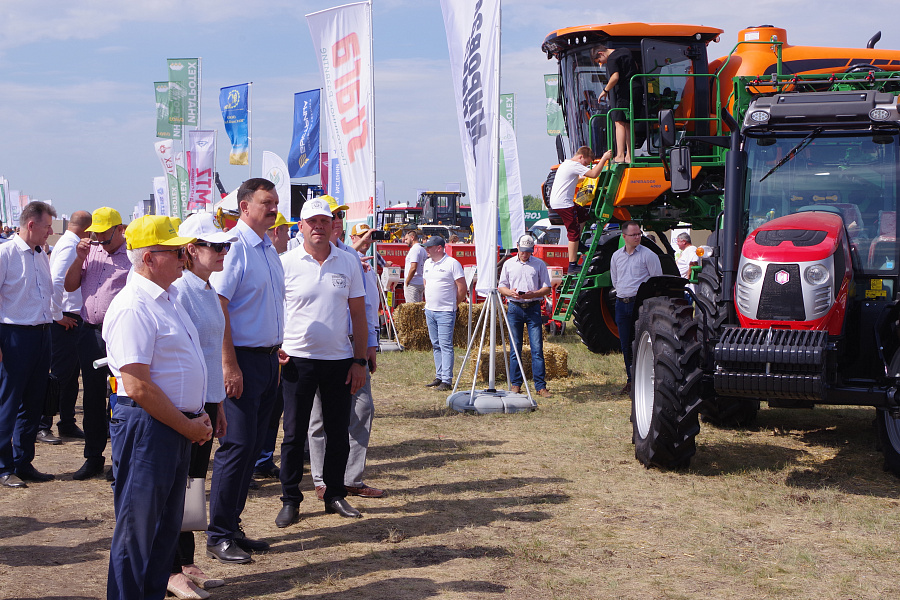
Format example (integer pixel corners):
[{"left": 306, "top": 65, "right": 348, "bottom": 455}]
[{"left": 181, "top": 477, "right": 208, "bottom": 532}]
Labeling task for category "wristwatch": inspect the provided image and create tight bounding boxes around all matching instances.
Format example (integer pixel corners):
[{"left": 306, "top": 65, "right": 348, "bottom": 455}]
[{"left": 352, "top": 358, "right": 367, "bottom": 367}]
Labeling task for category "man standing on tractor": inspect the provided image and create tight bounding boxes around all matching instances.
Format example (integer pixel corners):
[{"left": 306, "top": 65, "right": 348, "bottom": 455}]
[
  {"left": 594, "top": 45, "right": 642, "bottom": 164},
  {"left": 610, "top": 221, "right": 661, "bottom": 394},
  {"left": 548, "top": 147, "right": 612, "bottom": 274}
]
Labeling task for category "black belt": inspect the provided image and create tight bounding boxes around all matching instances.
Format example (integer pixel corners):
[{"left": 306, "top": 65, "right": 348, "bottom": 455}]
[
  {"left": 63, "top": 312, "right": 82, "bottom": 320},
  {"left": 117, "top": 396, "right": 204, "bottom": 419},
  {"left": 618, "top": 296, "right": 635, "bottom": 304},
  {"left": 3, "top": 322, "right": 50, "bottom": 330},
  {"left": 84, "top": 321, "right": 103, "bottom": 330},
  {"left": 511, "top": 300, "right": 541, "bottom": 308},
  {"left": 234, "top": 345, "right": 281, "bottom": 355}
]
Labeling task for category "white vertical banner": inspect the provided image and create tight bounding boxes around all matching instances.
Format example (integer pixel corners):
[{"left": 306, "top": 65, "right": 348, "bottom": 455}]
[
  {"left": 154, "top": 139, "right": 181, "bottom": 218},
  {"left": 154, "top": 176, "right": 170, "bottom": 217},
  {"left": 0, "top": 177, "right": 9, "bottom": 225},
  {"left": 440, "top": 0, "right": 501, "bottom": 291},
  {"left": 8, "top": 190, "right": 21, "bottom": 225},
  {"left": 262, "top": 151, "right": 292, "bottom": 219},
  {"left": 307, "top": 1, "right": 375, "bottom": 229},
  {"left": 188, "top": 129, "right": 217, "bottom": 211}
]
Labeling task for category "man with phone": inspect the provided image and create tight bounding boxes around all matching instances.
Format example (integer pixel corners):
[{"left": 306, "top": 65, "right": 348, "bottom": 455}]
[{"left": 64, "top": 207, "right": 131, "bottom": 480}]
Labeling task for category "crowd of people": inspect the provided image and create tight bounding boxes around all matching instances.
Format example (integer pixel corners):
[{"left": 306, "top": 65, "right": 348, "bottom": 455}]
[{"left": 0, "top": 180, "right": 403, "bottom": 600}]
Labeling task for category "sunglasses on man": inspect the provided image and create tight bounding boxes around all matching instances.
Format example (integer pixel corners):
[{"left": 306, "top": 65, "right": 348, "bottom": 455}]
[{"left": 150, "top": 247, "right": 187, "bottom": 260}]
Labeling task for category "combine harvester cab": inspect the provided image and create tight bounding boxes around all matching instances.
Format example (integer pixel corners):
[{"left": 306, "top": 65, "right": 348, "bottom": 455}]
[
  {"left": 543, "top": 22, "right": 900, "bottom": 355},
  {"left": 632, "top": 71, "right": 900, "bottom": 475}
]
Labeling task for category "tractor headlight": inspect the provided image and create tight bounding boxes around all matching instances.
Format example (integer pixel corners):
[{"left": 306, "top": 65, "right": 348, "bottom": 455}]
[
  {"left": 741, "top": 263, "right": 763, "bottom": 284},
  {"left": 804, "top": 264, "right": 830, "bottom": 286}
]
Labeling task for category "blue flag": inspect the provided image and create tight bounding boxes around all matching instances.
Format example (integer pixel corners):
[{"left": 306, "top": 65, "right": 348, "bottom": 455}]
[
  {"left": 219, "top": 83, "right": 250, "bottom": 165},
  {"left": 288, "top": 89, "right": 320, "bottom": 178}
]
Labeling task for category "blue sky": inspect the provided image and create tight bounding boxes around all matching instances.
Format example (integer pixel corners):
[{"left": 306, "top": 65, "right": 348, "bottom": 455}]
[{"left": 0, "top": 0, "right": 895, "bottom": 219}]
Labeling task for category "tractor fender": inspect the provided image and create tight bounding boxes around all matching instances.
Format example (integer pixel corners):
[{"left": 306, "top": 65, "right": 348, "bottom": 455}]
[{"left": 632, "top": 275, "right": 691, "bottom": 324}]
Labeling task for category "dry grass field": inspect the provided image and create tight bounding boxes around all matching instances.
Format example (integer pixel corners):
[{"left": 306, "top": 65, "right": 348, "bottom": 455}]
[{"left": 2, "top": 332, "right": 900, "bottom": 599}]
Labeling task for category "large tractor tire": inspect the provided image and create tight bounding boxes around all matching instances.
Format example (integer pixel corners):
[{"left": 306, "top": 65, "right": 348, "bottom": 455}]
[
  {"left": 875, "top": 351, "right": 900, "bottom": 478},
  {"left": 694, "top": 259, "right": 760, "bottom": 427},
  {"left": 632, "top": 297, "right": 704, "bottom": 469}
]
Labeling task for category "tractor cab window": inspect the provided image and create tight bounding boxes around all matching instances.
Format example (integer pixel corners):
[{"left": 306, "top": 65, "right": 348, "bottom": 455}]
[
  {"left": 745, "top": 130, "right": 900, "bottom": 274},
  {"left": 640, "top": 40, "right": 694, "bottom": 154}
]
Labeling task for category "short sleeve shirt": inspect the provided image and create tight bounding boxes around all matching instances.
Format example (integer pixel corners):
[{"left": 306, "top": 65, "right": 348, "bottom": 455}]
[
  {"left": 499, "top": 255, "right": 552, "bottom": 302},
  {"left": 404, "top": 243, "right": 427, "bottom": 286},
  {"left": 103, "top": 274, "right": 207, "bottom": 413},
  {"left": 423, "top": 254, "right": 465, "bottom": 312},
  {"left": 607, "top": 48, "right": 639, "bottom": 94},
  {"left": 281, "top": 243, "right": 365, "bottom": 360},
  {"left": 209, "top": 219, "right": 285, "bottom": 348},
  {"left": 80, "top": 242, "right": 131, "bottom": 325},
  {"left": 675, "top": 245, "right": 699, "bottom": 279},
  {"left": 549, "top": 160, "right": 590, "bottom": 210}
]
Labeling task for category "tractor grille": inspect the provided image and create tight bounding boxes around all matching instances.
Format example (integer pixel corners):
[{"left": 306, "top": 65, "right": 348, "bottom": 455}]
[
  {"left": 757, "top": 264, "right": 805, "bottom": 321},
  {"left": 714, "top": 328, "right": 827, "bottom": 400}
]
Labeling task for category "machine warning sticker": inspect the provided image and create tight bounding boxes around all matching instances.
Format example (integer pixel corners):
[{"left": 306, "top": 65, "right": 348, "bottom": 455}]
[{"left": 865, "top": 279, "right": 888, "bottom": 299}]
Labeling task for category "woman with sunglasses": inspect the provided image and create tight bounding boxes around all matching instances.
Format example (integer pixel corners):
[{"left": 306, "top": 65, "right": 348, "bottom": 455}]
[{"left": 166, "top": 213, "right": 237, "bottom": 600}]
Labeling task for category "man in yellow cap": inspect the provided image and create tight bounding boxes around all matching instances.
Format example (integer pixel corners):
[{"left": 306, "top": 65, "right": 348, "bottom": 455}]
[
  {"left": 64, "top": 207, "right": 132, "bottom": 480},
  {"left": 266, "top": 212, "right": 296, "bottom": 255},
  {"left": 104, "top": 215, "right": 212, "bottom": 599}
]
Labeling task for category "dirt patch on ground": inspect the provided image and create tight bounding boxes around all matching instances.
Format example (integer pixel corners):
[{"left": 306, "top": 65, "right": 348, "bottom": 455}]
[{"left": 2, "top": 339, "right": 900, "bottom": 599}]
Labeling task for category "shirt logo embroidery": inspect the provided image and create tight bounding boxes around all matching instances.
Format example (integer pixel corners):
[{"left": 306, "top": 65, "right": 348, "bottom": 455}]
[{"left": 330, "top": 273, "right": 348, "bottom": 288}]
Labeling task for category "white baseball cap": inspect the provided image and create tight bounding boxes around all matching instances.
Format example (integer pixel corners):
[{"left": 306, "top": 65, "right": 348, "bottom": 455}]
[
  {"left": 517, "top": 234, "right": 536, "bottom": 253},
  {"left": 178, "top": 212, "right": 238, "bottom": 243},
  {"left": 300, "top": 198, "right": 334, "bottom": 220}
]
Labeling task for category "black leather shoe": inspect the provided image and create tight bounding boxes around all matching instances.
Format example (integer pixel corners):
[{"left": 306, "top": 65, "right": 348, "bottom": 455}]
[
  {"left": 58, "top": 423, "right": 85, "bottom": 439},
  {"left": 37, "top": 429, "right": 61, "bottom": 445},
  {"left": 324, "top": 497, "right": 362, "bottom": 518},
  {"left": 206, "top": 540, "right": 252, "bottom": 564},
  {"left": 253, "top": 465, "right": 280, "bottom": 479},
  {"left": 16, "top": 465, "right": 55, "bottom": 482},
  {"left": 0, "top": 473, "right": 27, "bottom": 488},
  {"left": 275, "top": 503, "right": 300, "bottom": 528},
  {"left": 233, "top": 527, "right": 269, "bottom": 552},
  {"left": 73, "top": 458, "right": 105, "bottom": 481},
  {"left": 424, "top": 378, "right": 442, "bottom": 387}
]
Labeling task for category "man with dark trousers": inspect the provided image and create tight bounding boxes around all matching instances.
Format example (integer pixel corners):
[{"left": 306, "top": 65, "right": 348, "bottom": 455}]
[
  {"left": 275, "top": 197, "right": 368, "bottom": 528},
  {"left": 65, "top": 207, "right": 131, "bottom": 480},
  {"left": 0, "top": 201, "right": 57, "bottom": 488},
  {"left": 38, "top": 210, "right": 92, "bottom": 443},
  {"left": 104, "top": 215, "right": 212, "bottom": 599},
  {"left": 610, "top": 221, "right": 662, "bottom": 394},
  {"left": 206, "top": 178, "right": 285, "bottom": 564}
]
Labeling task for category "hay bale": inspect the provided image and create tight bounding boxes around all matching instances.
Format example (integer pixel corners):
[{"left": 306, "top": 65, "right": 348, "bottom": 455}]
[
  {"left": 463, "top": 342, "right": 569, "bottom": 382},
  {"left": 454, "top": 302, "right": 506, "bottom": 348},
  {"left": 393, "top": 302, "right": 431, "bottom": 350}
]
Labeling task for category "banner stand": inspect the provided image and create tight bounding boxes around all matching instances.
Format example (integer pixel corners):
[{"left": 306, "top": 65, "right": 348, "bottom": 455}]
[{"left": 446, "top": 289, "right": 537, "bottom": 414}]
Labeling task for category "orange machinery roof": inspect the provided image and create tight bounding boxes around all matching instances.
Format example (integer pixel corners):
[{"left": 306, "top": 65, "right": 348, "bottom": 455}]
[{"left": 544, "top": 22, "right": 723, "bottom": 46}]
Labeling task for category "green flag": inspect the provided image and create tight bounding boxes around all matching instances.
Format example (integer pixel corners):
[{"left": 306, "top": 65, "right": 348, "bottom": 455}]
[
  {"left": 155, "top": 82, "right": 174, "bottom": 139},
  {"left": 544, "top": 74, "right": 565, "bottom": 136},
  {"left": 500, "top": 93, "right": 515, "bottom": 131},
  {"left": 167, "top": 58, "right": 201, "bottom": 140}
]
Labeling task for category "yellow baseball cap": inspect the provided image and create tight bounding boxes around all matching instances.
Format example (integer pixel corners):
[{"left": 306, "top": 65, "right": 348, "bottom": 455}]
[
  {"left": 169, "top": 217, "right": 182, "bottom": 231},
  {"left": 319, "top": 195, "right": 349, "bottom": 214},
  {"left": 269, "top": 213, "right": 297, "bottom": 230},
  {"left": 125, "top": 215, "right": 196, "bottom": 250},
  {"left": 85, "top": 207, "right": 123, "bottom": 233},
  {"left": 350, "top": 223, "right": 371, "bottom": 237}
]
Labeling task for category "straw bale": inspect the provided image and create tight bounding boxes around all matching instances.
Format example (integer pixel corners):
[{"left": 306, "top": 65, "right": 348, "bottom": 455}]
[
  {"left": 463, "top": 342, "right": 569, "bottom": 382},
  {"left": 393, "top": 302, "right": 432, "bottom": 350},
  {"left": 454, "top": 302, "right": 506, "bottom": 348}
]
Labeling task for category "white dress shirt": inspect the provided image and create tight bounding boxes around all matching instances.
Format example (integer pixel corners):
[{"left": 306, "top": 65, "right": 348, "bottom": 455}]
[
  {"left": 50, "top": 230, "right": 84, "bottom": 321},
  {"left": 0, "top": 234, "right": 53, "bottom": 325},
  {"left": 103, "top": 273, "right": 207, "bottom": 414}
]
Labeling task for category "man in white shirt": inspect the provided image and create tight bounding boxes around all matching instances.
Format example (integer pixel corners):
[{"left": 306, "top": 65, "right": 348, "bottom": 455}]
[
  {"left": 674, "top": 232, "right": 699, "bottom": 292},
  {"left": 104, "top": 214, "right": 212, "bottom": 599},
  {"left": 39, "top": 210, "right": 92, "bottom": 442},
  {"left": 275, "top": 198, "right": 368, "bottom": 528},
  {"left": 422, "top": 236, "right": 466, "bottom": 391},
  {"left": 548, "top": 146, "right": 612, "bottom": 272},
  {"left": 0, "top": 201, "right": 57, "bottom": 488},
  {"left": 403, "top": 229, "right": 427, "bottom": 303}
]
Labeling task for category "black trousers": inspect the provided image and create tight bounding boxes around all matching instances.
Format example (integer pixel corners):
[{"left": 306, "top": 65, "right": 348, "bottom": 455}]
[
  {"left": 279, "top": 356, "right": 352, "bottom": 506},
  {"left": 76, "top": 325, "right": 108, "bottom": 460}
]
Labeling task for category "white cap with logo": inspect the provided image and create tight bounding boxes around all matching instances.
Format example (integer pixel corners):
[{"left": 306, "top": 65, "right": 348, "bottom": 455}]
[{"left": 300, "top": 198, "right": 333, "bottom": 220}]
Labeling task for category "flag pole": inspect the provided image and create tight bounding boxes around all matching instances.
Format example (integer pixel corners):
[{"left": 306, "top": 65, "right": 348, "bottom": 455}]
[{"left": 248, "top": 82, "right": 253, "bottom": 180}]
